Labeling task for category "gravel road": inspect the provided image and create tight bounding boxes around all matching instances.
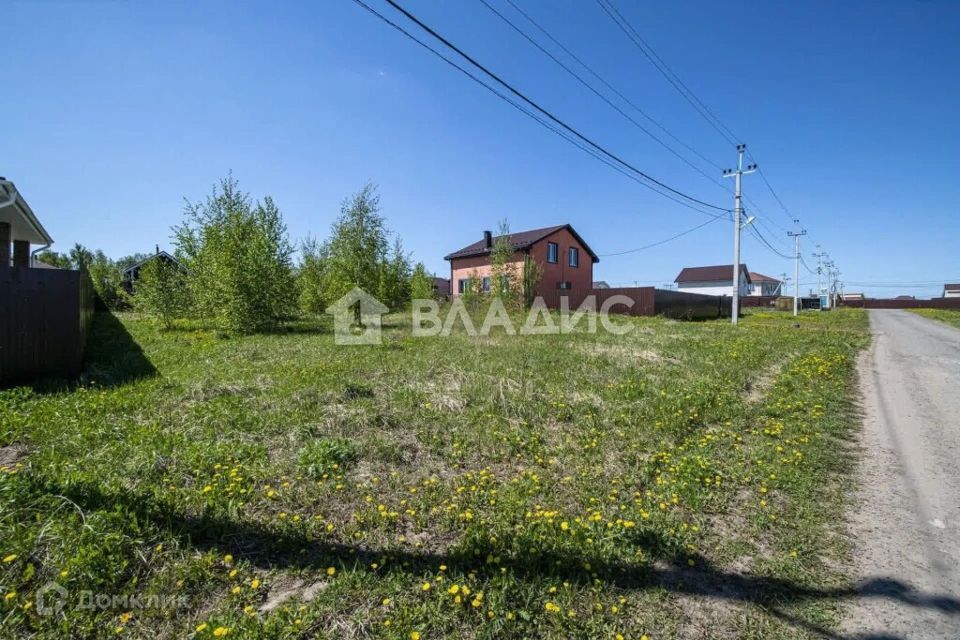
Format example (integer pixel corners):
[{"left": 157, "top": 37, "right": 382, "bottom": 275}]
[{"left": 843, "top": 310, "right": 960, "bottom": 638}]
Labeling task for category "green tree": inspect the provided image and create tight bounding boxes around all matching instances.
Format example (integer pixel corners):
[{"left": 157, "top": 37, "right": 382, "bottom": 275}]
[
  {"left": 379, "top": 238, "right": 412, "bottom": 309},
  {"left": 489, "top": 219, "right": 522, "bottom": 308},
  {"left": 34, "top": 250, "right": 73, "bottom": 269},
  {"left": 312, "top": 184, "right": 410, "bottom": 312},
  {"left": 132, "top": 257, "right": 190, "bottom": 329},
  {"left": 173, "top": 175, "right": 296, "bottom": 333},
  {"left": 409, "top": 262, "right": 435, "bottom": 301},
  {"left": 521, "top": 254, "right": 544, "bottom": 309},
  {"left": 297, "top": 237, "right": 332, "bottom": 316}
]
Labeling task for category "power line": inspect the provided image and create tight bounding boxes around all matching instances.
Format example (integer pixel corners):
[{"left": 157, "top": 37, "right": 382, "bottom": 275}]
[
  {"left": 373, "top": 0, "right": 731, "bottom": 213},
  {"left": 497, "top": 0, "right": 725, "bottom": 173},
  {"left": 350, "top": 0, "right": 726, "bottom": 218},
  {"left": 476, "top": 0, "right": 729, "bottom": 192},
  {"left": 595, "top": 0, "right": 739, "bottom": 146},
  {"left": 747, "top": 224, "right": 793, "bottom": 260},
  {"left": 593, "top": 0, "right": 817, "bottom": 247},
  {"left": 598, "top": 215, "right": 725, "bottom": 257}
]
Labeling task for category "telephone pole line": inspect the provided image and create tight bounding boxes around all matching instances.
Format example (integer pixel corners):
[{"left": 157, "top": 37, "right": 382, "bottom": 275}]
[
  {"left": 778, "top": 272, "right": 791, "bottom": 296},
  {"left": 723, "top": 144, "right": 757, "bottom": 325},
  {"left": 787, "top": 223, "right": 807, "bottom": 316},
  {"left": 812, "top": 249, "right": 829, "bottom": 310}
]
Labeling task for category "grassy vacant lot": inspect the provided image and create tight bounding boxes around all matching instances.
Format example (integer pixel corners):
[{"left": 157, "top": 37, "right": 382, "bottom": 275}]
[
  {"left": 907, "top": 307, "right": 960, "bottom": 329},
  {"left": 1, "top": 308, "right": 868, "bottom": 639}
]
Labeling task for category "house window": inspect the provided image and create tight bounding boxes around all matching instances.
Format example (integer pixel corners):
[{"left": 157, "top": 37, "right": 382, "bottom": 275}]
[
  {"left": 557, "top": 281, "right": 572, "bottom": 290},
  {"left": 458, "top": 278, "right": 469, "bottom": 294},
  {"left": 547, "top": 242, "right": 558, "bottom": 264},
  {"left": 482, "top": 276, "right": 491, "bottom": 293},
  {"left": 568, "top": 247, "right": 579, "bottom": 267}
]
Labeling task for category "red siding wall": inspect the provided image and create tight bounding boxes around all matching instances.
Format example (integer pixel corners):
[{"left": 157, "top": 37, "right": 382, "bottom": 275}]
[{"left": 448, "top": 227, "right": 594, "bottom": 297}]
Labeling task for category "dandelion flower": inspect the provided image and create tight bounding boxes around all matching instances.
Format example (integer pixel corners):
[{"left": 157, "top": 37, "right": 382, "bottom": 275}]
[
  {"left": 326, "top": 567, "right": 337, "bottom": 576},
  {"left": 212, "top": 628, "right": 230, "bottom": 638},
  {"left": 195, "top": 623, "right": 208, "bottom": 632},
  {"left": 421, "top": 582, "right": 431, "bottom": 592},
  {"left": 250, "top": 579, "right": 261, "bottom": 589},
  {"left": 2, "top": 555, "right": 16, "bottom": 564}
]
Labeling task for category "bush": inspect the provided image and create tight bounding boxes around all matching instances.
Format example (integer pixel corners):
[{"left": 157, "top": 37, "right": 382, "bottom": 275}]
[
  {"left": 173, "top": 175, "right": 296, "bottom": 333},
  {"left": 132, "top": 257, "right": 191, "bottom": 329}
]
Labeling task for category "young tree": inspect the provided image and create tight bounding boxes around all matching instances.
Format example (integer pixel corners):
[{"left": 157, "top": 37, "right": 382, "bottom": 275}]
[
  {"left": 173, "top": 175, "right": 296, "bottom": 333},
  {"left": 521, "top": 254, "right": 544, "bottom": 309},
  {"left": 379, "top": 238, "right": 412, "bottom": 309},
  {"left": 315, "top": 183, "right": 410, "bottom": 312},
  {"left": 409, "top": 262, "right": 435, "bottom": 301},
  {"left": 132, "top": 258, "right": 190, "bottom": 329},
  {"left": 297, "top": 237, "right": 332, "bottom": 316},
  {"left": 489, "top": 219, "right": 522, "bottom": 309}
]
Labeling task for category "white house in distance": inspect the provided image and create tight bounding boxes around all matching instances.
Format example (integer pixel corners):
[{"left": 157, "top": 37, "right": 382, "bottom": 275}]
[
  {"left": 748, "top": 271, "right": 783, "bottom": 296},
  {"left": 674, "top": 264, "right": 751, "bottom": 297},
  {"left": 944, "top": 284, "right": 960, "bottom": 298}
]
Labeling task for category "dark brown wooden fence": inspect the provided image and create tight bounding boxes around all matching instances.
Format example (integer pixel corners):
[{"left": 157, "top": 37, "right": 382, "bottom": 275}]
[
  {"left": 539, "top": 287, "right": 733, "bottom": 319},
  {"left": 840, "top": 298, "right": 960, "bottom": 310},
  {"left": 0, "top": 267, "right": 94, "bottom": 386}
]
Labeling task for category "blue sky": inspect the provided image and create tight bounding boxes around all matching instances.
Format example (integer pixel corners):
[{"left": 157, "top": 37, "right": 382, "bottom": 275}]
[{"left": 6, "top": 0, "right": 959, "bottom": 297}]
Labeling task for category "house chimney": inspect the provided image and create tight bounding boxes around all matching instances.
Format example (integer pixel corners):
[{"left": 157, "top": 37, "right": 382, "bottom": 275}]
[
  {"left": 156, "top": 244, "right": 160, "bottom": 255},
  {"left": 483, "top": 230, "right": 492, "bottom": 248}
]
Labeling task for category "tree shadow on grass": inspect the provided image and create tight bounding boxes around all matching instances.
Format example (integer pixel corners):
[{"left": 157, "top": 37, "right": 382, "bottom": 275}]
[
  {"left": 28, "top": 312, "right": 156, "bottom": 393},
  {"left": 29, "top": 476, "right": 960, "bottom": 640}
]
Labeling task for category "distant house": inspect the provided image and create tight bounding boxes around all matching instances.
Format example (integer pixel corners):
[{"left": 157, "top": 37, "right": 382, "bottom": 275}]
[
  {"left": 894, "top": 295, "right": 916, "bottom": 301},
  {"left": 444, "top": 224, "right": 598, "bottom": 298},
  {"left": 944, "top": 284, "right": 960, "bottom": 298},
  {"left": 842, "top": 292, "right": 865, "bottom": 302},
  {"left": 432, "top": 277, "right": 450, "bottom": 297},
  {"left": 674, "top": 264, "right": 751, "bottom": 297},
  {"left": 593, "top": 280, "right": 610, "bottom": 289},
  {"left": 748, "top": 272, "right": 782, "bottom": 297},
  {"left": 0, "top": 177, "right": 54, "bottom": 267},
  {"left": 122, "top": 247, "right": 184, "bottom": 292}
]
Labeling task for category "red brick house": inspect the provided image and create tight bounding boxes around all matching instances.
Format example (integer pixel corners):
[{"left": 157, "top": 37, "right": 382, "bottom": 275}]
[{"left": 444, "top": 224, "right": 598, "bottom": 298}]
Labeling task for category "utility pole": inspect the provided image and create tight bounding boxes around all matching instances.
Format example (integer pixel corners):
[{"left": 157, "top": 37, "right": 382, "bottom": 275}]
[
  {"left": 778, "top": 272, "right": 791, "bottom": 296},
  {"left": 723, "top": 144, "right": 757, "bottom": 325},
  {"left": 787, "top": 222, "right": 807, "bottom": 316},
  {"left": 812, "top": 248, "right": 828, "bottom": 309}
]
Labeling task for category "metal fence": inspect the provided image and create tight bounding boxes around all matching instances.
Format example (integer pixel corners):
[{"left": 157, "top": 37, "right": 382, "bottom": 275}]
[{"left": 0, "top": 267, "right": 94, "bottom": 386}]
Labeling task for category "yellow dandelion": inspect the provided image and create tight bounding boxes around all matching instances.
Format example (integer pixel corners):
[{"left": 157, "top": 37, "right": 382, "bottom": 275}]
[
  {"left": 2, "top": 555, "right": 17, "bottom": 564},
  {"left": 250, "top": 579, "right": 261, "bottom": 589},
  {"left": 195, "top": 623, "right": 208, "bottom": 632},
  {"left": 212, "top": 628, "right": 230, "bottom": 638},
  {"left": 421, "top": 582, "right": 431, "bottom": 592}
]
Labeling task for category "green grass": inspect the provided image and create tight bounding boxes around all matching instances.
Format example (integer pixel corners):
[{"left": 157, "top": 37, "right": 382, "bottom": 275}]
[
  {"left": 0, "top": 308, "right": 869, "bottom": 639},
  {"left": 907, "top": 307, "right": 960, "bottom": 329}
]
